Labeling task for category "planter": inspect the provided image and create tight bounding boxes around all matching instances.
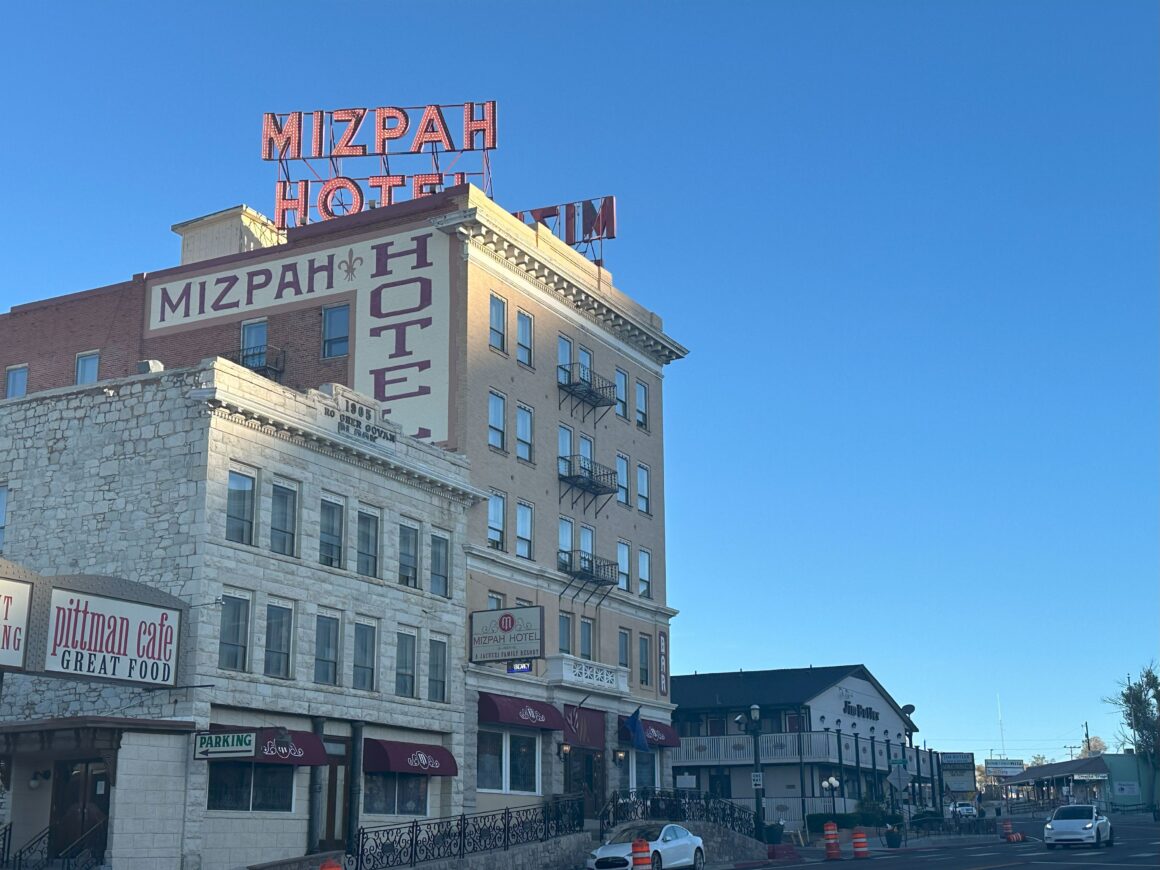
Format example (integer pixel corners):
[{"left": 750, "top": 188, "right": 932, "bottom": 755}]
[
  {"left": 764, "top": 825, "right": 784, "bottom": 845},
  {"left": 884, "top": 829, "right": 902, "bottom": 849}
]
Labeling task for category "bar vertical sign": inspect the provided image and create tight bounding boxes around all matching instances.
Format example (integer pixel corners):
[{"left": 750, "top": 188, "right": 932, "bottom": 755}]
[{"left": 0, "top": 578, "right": 32, "bottom": 671}]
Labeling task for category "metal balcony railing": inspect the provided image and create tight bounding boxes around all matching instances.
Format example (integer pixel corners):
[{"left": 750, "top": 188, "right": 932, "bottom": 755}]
[
  {"left": 557, "top": 455, "right": 618, "bottom": 496},
  {"left": 221, "top": 344, "right": 286, "bottom": 382},
  {"left": 557, "top": 363, "right": 616, "bottom": 409},
  {"left": 557, "top": 550, "right": 618, "bottom": 586}
]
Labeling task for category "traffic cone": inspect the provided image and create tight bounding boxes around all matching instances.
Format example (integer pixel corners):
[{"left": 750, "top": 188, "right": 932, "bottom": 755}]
[
  {"left": 851, "top": 826, "right": 870, "bottom": 859},
  {"left": 824, "top": 821, "right": 842, "bottom": 861}
]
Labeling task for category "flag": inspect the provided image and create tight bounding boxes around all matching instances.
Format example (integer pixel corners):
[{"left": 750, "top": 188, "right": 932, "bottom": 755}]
[{"left": 625, "top": 707, "right": 649, "bottom": 752}]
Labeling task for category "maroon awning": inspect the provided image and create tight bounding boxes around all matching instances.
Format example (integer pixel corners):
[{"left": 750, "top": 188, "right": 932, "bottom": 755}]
[
  {"left": 478, "top": 692, "right": 565, "bottom": 730},
  {"left": 252, "top": 729, "right": 328, "bottom": 765},
  {"left": 618, "top": 716, "right": 680, "bottom": 748},
  {"left": 563, "top": 705, "right": 606, "bottom": 750},
  {"left": 363, "top": 739, "right": 458, "bottom": 776}
]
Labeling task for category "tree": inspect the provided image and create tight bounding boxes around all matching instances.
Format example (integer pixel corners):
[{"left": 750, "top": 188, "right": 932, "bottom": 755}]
[
  {"left": 1029, "top": 754, "right": 1052, "bottom": 767},
  {"left": 1079, "top": 736, "right": 1107, "bottom": 758},
  {"left": 1105, "top": 664, "right": 1160, "bottom": 804}
]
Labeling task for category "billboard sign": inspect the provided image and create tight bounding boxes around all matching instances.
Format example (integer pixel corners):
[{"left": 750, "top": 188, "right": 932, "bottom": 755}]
[
  {"left": 943, "top": 768, "right": 976, "bottom": 792},
  {"left": 940, "top": 752, "right": 975, "bottom": 767},
  {"left": 146, "top": 227, "right": 451, "bottom": 441},
  {"left": 469, "top": 606, "right": 544, "bottom": 663},
  {"left": 984, "top": 759, "right": 1025, "bottom": 778},
  {"left": 44, "top": 590, "right": 180, "bottom": 686},
  {"left": 0, "top": 577, "right": 32, "bottom": 671}
]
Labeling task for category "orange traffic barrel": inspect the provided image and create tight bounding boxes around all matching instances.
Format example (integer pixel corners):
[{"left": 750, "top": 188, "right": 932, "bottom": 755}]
[
  {"left": 631, "top": 838, "right": 651, "bottom": 867},
  {"left": 1001, "top": 818, "right": 1012, "bottom": 840},
  {"left": 852, "top": 826, "right": 869, "bottom": 859},
  {"left": 823, "top": 820, "right": 841, "bottom": 861},
  {"left": 320, "top": 860, "right": 341, "bottom": 870}
]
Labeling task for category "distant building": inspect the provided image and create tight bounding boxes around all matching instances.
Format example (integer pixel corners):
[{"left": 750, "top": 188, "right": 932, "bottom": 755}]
[{"left": 670, "top": 666, "right": 942, "bottom": 828}]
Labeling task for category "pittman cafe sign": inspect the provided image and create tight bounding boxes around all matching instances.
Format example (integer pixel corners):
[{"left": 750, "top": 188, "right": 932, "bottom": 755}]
[
  {"left": 469, "top": 606, "right": 544, "bottom": 663},
  {"left": 0, "top": 577, "right": 180, "bottom": 687}
]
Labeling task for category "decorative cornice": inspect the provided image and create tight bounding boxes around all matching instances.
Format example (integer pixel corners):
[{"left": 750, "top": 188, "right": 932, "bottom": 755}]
[
  {"left": 433, "top": 209, "right": 688, "bottom": 366},
  {"left": 207, "top": 402, "right": 484, "bottom": 507}
]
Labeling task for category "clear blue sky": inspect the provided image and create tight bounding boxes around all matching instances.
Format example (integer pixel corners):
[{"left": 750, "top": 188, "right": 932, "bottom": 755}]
[{"left": 2, "top": 1, "right": 1155, "bottom": 763}]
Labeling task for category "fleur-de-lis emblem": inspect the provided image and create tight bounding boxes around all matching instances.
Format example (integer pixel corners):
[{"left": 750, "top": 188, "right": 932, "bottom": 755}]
[{"left": 339, "top": 248, "right": 363, "bottom": 281}]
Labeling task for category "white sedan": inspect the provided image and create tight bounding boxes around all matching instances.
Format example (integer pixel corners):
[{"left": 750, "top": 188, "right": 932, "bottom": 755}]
[
  {"left": 1044, "top": 804, "right": 1114, "bottom": 848},
  {"left": 586, "top": 823, "right": 706, "bottom": 870}
]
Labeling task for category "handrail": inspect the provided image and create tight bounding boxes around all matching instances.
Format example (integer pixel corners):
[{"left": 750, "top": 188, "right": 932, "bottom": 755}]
[
  {"left": 0, "top": 822, "right": 11, "bottom": 865},
  {"left": 58, "top": 817, "right": 107, "bottom": 865},
  {"left": 11, "top": 826, "right": 49, "bottom": 870}
]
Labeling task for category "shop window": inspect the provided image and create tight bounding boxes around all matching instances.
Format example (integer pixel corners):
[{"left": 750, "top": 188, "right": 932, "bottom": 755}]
[
  {"left": 634, "top": 751, "right": 657, "bottom": 790},
  {"left": 364, "top": 771, "right": 428, "bottom": 815},
  {"left": 207, "top": 762, "right": 294, "bottom": 811},
  {"left": 477, "top": 730, "right": 539, "bottom": 794}
]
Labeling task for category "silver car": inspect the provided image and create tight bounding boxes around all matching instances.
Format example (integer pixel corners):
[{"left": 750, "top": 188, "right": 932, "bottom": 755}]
[
  {"left": 1044, "top": 804, "right": 1114, "bottom": 848},
  {"left": 586, "top": 823, "right": 706, "bottom": 870}
]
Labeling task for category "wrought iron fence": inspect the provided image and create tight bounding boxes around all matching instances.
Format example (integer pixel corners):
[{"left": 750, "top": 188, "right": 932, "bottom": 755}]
[
  {"left": 11, "top": 826, "right": 48, "bottom": 870},
  {"left": 353, "top": 794, "right": 583, "bottom": 870},
  {"left": 599, "top": 789, "right": 759, "bottom": 842},
  {"left": 0, "top": 823, "right": 10, "bottom": 866}
]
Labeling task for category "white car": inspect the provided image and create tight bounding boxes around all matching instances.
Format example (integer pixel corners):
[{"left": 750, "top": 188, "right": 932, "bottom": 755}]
[
  {"left": 1044, "top": 804, "right": 1114, "bottom": 849},
  {"left": 948, "top": 801, "right": 977, "bottom": 819},
  {"left": 586, "top": 823, "right": 706, "bottom": 870}
]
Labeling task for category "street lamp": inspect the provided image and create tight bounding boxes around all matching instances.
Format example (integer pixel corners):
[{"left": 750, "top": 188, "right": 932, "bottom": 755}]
[
  {"left": 822, "top": 776, "right": 840, "bottom": 816},
  {"left": 736, "top": 704, "right": 764, "bottom": 842}
]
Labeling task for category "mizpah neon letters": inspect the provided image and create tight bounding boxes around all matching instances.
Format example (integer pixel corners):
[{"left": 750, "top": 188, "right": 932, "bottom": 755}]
[{"left": 262, "top": 102, "right": 498, "bottom": 229}]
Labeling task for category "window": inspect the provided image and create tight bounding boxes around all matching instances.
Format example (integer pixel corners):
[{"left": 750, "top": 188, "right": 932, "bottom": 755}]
[
  {"left": 264, "top": 602, "right": 293, "bottom": 678},
  {"left": 515, "top": 404, "right": 533, "bottom": 462},
  {"left": 580, "top": 618, "right": 594, "bottom": 661},
  {"left": 557, "top": 425, "right": 572, "bottom": 475},
  {"left": 639, "top": 635, "right": 652, "bottom": 686},
  {"left": 615, "top": 369, "right": 628, "bottom": 418},
  {"left": 618, "top": 629, "right": 631, "bottom": 669},
  {"left": 639, "top": 549, "right": 652, "bottom": 599},
  {"left": 357, "top": 509, "right": 380, "bottom": 578},
  {"left": 489, "top": 294, "right": 506, "bottom": 351},
  {"left": 477, "top": 731, "right": 539, "bottom": 794},
  {"left": 634, "top": 752, "right": 657, "bottom": 790},
  {"left": 314, "top": 613, "right": 340, "bottom": 685},
  {"left": 428, "top": 637, "right": 447, "bottom": 702},
  {"left": 241, "top": 320, "right": 267, "bottom": 368},
  {"left": 75, "top": 351, "right": 99, "bottom": 385},
  {"left": 218, "top": 593, "right": 250, "bottom": 671},
  {"left": 556, "top": 335, "right": 572, "bottom": 383},
  {"left": 488, "top": 391, "right": 506, "bottom": 450},
  {"left": 559, "top": 612, "right": 572, "bottom": 655},
  {"left": 637, "top": 464, "right": 651, "bottom": 514},
  {"left": 579, "top": 434, "right": 594, "bottom": 464},
  {"left": 635, "top": 381, "right": 649, "bottom": 429},
  {"left": 270, "top": 482, "right": 298, "bottom": 556},
  {"left": 557, "top": 517, "right": 573, "bottom": 570},
  {"left": 579, "top": 525, "right": 594, "bottom": 559},
  {"left": 5, "top": 366, "right": 27, "bottom": 399},
  {"left": 208, "top": 762, "right": 293, "bottom": 812},
  {"left": 616, "top": 454, "right": 629, "bottom": 505},
  {"left": 487, "top": 491, "right": 505, "bottom": 550},
  {"left": 395, "top": 631, "right": 416, "bottom": 697},
  {"left": 354, "top": 621, "right": 377, "bottom": 691},
  {"left": 399, "top": 524, "right": 419, "bottom": 587},
  {"left": 365, "top": 771, "right": 428, "bottom": 815},
  {"left": 0, "top": 484, "right": 7, "bottom": 553},
  {"left": 319, "top": 497, "right": 344, "bottom": 568},
  {"left": 516, "top": 310, "right": 533, "bottom": 366},
  {"left": 515, "top": 502, "right": 533, "bottom": 559},
  {"left": 430, "top": 535, "right": 450, "bottom": 597},
  {"left": 487, "top": 592, "right": 505, "bottom": 610},
  {"left": 617, "top": 541, "right": 630, "bottom": 590},
  {"left": 226, "top": 470, "right": 256, "bottom": 545},
  {"left": 578, "top": 346, "right": 593, "bottom": 383},
  {"left": 322, "top": 304, "right": 350, "bottom": 358}
]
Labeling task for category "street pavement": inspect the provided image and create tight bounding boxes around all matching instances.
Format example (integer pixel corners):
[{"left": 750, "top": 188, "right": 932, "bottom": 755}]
[{"left": 703, "top": 812, "right": 1159, "bottom": 868}]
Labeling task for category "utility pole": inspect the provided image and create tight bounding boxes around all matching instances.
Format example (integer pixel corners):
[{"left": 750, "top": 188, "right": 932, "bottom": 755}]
[
  {"left": 1064, "top": 745, "right": 1080, "bottom": 760},
  {"left": 1084, "top": 722, "right": 1091, "bottom": 757}
]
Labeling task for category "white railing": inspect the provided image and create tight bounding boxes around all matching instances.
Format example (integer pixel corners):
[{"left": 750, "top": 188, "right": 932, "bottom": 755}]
[
  {"left": 544, "top": 654, "right": 629, "bottom": 694},
  {"left": 672, "top": 730, "right": 941, "bottom": 775}
]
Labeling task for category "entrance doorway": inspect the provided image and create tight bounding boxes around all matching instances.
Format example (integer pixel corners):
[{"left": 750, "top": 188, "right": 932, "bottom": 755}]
[
  {"left": 49, "top": 759, "right": 110, "bottom": 860},
  {"left": 564, "top": 749, "right": 605, "bottom": 817},
  {"left": 319, "top": 738, "right": 350, "bottom": 852}
]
